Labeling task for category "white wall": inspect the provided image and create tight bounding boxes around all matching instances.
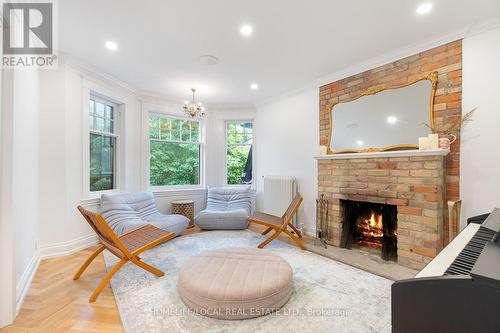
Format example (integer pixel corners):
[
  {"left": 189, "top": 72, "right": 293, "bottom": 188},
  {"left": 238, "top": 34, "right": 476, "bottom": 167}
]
[
  {"left": 254, "top": 89, "right": 319, "bottom": 235},
  {"left": 37, "top": 63, "right": 141, "bottom": 258},
  {"left": 0, "top": 68, "right": 40, "bottom": 319},
  {"left": 461, "top": 25, "right": 500, "bottom": 226}
]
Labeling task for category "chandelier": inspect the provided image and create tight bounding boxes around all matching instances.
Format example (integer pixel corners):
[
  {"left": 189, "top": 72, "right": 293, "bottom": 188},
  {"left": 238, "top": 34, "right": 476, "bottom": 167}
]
[{"left": 183, "top": 88, "right": 205, "bottom": 118}]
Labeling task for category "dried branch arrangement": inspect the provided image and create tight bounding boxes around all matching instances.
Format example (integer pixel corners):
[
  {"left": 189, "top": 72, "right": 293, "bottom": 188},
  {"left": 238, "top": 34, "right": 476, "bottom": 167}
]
[{"left": 422, "top": 107, "right": 477, "bottom": 135}]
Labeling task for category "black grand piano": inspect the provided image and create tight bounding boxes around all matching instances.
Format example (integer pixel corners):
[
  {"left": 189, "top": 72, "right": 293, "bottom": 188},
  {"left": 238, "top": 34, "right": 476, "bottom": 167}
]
[{"left": 392, "top": 208, "right": 500, "bottom": 333}]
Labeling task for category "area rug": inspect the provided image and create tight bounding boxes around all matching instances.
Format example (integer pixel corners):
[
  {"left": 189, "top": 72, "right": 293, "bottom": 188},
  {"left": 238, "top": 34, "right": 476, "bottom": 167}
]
[{"left": 103, "top": 230, "right": 391, "bottom": 332}]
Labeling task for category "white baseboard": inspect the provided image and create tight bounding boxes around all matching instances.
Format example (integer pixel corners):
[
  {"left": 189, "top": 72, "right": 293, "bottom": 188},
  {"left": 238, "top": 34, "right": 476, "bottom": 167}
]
[
  {"left": 13, "top": 235, "right": 98, "bottom": 314},
  {"left": 39, "top": 234, "right": 99, "bottom": 259},
  {"left": 16, "top": 251, "right": 40, "bottom": 314}
]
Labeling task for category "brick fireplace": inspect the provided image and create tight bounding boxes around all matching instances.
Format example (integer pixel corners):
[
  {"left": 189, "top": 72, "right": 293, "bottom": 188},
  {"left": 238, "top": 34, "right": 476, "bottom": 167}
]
[
  {"left": 316, "top": 41, "right": 462, "bottom": 270},
  {"left": 317, "top": 151, "right": 447, "bottom": 270},
  {"left": 319, "top": 40, "right": 462, "bottom": 245}
]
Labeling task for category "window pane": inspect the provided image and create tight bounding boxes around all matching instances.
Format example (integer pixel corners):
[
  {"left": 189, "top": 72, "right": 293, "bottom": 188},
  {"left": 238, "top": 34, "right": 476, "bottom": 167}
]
[
  {"left": 88, "top": 115, "right": 94, "bottom": 130},
  {"left": 95, "top": 102, "right": 105, "bottom": 117},
  {"left": 191, "top": 130, "right": 199, "bottom": 142},
  {"left": 181, "top": 128, "right": 190, "bottom": 141},
  {"left": 105, "top": 120, "right": 113, "bottom": 133},
  {"left": 105, "top": 105, "right": 113, "bottom": 119},
  {"left": 160, "top": 117, "right": 170, "bottom": 130},
  {"left": 227, "top": 144, "right": 252, "bottom": 185},
  {"left": 95, "top": 118, "right": 105, "bottom": 132},
  {"left": 149, "top": 116, "right": 159, "bottom": 139},
  {"left": 171, "top": 118, "right": 180, "bottom": 131},
  {"left": 243, "top": 122, "right": 253, "bottom": 133},
  {"left": 227, "top": 122, "right": 236, "bottom": 133},
  {"left": 89, "top": 134, "right": 115, "bottom": 191},
  {"left": 150, "top": 142, "right": 200, "bottom": 186},
  {"left": 89, "top": 100, "right": 95, "bottom": 115},
  {"left": 171, "top": 130, "right": 180, "bottom": 141},
  {"left": 191, "top": 121, "right": 199, "bottom": 133},
  {"left": 160, "top": 129, "right": 171, "bottom": 140}
]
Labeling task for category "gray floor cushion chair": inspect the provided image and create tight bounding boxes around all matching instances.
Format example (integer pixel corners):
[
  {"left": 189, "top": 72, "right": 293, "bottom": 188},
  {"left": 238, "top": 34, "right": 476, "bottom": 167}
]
[
  {"left": 195, "top": 187, "right": 252, "bottom": 230},
  {"left": 99, "top": 191, "right": 189, "bottom": 236}
]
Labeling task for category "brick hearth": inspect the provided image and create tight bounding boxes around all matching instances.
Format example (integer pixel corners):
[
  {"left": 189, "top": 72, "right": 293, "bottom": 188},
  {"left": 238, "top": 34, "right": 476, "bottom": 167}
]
[{"left": 317, "top": 152, "right": 447, "bottom": 270}]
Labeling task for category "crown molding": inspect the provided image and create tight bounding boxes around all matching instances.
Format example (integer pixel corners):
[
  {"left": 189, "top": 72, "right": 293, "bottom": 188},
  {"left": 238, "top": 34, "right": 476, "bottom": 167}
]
[
  {"left": 58, "top": 52, "right": 137, "bottom": 94},
  {"left": 463, "top": 16, "right": 500, "bottom": 38}
]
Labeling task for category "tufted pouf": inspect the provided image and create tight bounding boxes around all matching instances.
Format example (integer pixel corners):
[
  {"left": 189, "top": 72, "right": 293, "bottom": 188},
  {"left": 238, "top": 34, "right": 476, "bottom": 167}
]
[{"left": 178, "top": 247, "right": 294, "bottom": 320}]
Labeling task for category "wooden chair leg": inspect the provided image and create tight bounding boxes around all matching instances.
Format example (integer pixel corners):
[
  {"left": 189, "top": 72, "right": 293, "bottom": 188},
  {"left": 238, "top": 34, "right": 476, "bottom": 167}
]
[
  {"left": 73, "top": 245, "right": 105, "bottom": 280},
  {"left": 258, "top": 229, "right": 281, "bottom": 249},
  {"left": 89, "top": 258, "right": 127, "bottom": 303},
  {"left": 283, "top": 229, "right": 306, "bottom": 250},
  {"left": 130, "top": 257, "right": 164, "bottom": 277},
  {"left": 261, "top": 227, "right": 273, "bottom": 235},
  {"left": 289, "top": 224, "right": 302, "bottom": 238}
]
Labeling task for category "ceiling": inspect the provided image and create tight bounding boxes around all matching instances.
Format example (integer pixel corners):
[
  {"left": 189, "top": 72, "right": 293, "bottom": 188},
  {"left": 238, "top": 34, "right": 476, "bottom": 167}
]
[{"left": 59, "top": 0, "right": 500, "bottom": 107}]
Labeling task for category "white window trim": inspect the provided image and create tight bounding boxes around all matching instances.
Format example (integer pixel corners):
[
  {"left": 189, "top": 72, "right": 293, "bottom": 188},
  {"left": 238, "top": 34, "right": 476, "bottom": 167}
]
[
  {"left": 82, "top": 87, "right": 125, "bottom": 199},
  {"left": 224, "top": 119, "right": 254, "bottom": 187},
  {"left": 145, "top": 111, "right": 205, "bottom": 191}
]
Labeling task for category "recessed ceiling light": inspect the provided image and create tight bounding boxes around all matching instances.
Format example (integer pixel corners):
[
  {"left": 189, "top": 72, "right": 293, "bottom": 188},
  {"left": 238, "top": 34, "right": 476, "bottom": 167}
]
[
  {"left": 198, "top": 55, "right": 219, "bottom": 65},
  {"left": 416, "top": 3, "right": 433, "bottom": 15},
  {"left": 387, "top": 116, "right": 398, "bottom": 124},
  {"left": 105, "top": 41, "right": 118, "bottom": 51},
  {"left": 240, "top": 24, "right": 253, "bottom": 37},
  {"left": 250, "top": 83, "right": 259, "bottom": 90},
  {"left": 356, "top": 140, "right": 364, "bottom": 146}
]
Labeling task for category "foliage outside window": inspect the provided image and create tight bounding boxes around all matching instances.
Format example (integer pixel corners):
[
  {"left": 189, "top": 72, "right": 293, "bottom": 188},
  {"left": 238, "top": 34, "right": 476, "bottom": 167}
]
[
  {"left": 89, "top": 98, "right": 117, "bottom": 192},
  {"left": 226, "top": 121, "right": 253, "bottom": 185},
  {"left": 149, "top": 115, "right": 201, "bottom": 186}
]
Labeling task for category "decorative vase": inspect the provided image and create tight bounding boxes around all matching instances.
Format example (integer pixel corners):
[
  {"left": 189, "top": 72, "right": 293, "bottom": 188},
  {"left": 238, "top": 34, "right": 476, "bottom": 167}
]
[
  {"left": 439, "top": 137, "right": 450, "bottom": 150},
  {"left": 439, "top": 134, "right": 457, "bottom": 150}
]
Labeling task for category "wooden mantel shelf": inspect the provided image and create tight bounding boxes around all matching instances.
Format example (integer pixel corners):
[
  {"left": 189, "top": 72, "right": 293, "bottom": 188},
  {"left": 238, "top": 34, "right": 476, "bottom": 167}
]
[{"left": 314, "top": 148, "right": 450, "bottom": 160}]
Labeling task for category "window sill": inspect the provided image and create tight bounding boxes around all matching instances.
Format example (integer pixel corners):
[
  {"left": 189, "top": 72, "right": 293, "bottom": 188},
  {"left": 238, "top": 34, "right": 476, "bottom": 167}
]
[{"left": 151, "top": 187, "right": 207, "bottom": 197}]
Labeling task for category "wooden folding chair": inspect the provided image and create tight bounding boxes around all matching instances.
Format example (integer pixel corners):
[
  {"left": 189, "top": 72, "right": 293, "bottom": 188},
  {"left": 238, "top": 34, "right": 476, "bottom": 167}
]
[
  {"left": 248, "top": 193, "right": 305, "bottom": 250},
  {"left": 75, "top": 205, "right": 176, "bottom": 303}
]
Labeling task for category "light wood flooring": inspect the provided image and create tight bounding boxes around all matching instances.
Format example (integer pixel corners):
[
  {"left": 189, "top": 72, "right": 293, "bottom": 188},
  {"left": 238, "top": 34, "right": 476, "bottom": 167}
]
[{"left": 1, "top": 226, "right": 313, "bottom": 333}]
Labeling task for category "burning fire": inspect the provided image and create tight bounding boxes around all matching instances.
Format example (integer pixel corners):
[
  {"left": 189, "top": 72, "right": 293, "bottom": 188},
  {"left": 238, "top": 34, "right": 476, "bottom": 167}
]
[{"left": 358, "top": 211, "right": 384, "bottom": 239}]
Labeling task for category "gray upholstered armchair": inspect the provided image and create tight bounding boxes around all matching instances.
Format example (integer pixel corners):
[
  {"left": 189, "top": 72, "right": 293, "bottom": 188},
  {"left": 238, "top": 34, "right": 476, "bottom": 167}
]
[
  {"left": 99, "top": 192, "right": 189, "bottom": 236},
  {"left": 195, "top": 187, "right": 252, "bottom": 230}
]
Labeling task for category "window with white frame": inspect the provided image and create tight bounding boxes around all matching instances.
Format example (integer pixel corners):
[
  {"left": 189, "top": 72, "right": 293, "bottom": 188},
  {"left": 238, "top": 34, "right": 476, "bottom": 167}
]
[
  {"left": 88, "top": 97, "right": 118, "bottom": 192},
  {"left": 226, "top": 121, "right": 253, "bottom": 185},
  {"left": 148, "top": 114, "right": 201, "bottom": 186}
]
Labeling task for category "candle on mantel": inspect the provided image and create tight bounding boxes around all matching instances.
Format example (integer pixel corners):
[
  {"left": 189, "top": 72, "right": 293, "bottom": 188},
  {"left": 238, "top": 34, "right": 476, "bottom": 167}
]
[
  {"left": 428, "top": 133, "right": 439, "bottom": 149},
  {"left": 419, "top": 137, "right": 429, "bottom": 150},
  {"left": 318, "top": 145, "right": 327, "bottom": 155}
]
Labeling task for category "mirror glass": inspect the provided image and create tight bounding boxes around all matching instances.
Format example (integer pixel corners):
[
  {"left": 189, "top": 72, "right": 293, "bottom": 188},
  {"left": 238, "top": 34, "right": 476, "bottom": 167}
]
[{"left": 330, "top": 79, "right": 432, "bottom": 151}]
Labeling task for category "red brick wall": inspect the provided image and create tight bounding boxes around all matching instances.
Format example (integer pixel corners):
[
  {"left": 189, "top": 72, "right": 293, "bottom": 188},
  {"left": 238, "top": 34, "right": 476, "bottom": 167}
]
[{"left": 318, "top": 40, "right": 462, "bottom": 243}]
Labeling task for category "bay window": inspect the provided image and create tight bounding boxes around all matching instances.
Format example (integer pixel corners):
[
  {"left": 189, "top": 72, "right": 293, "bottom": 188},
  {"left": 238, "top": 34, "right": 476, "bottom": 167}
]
[
  {"left": 149, "top": 114, "right": 201, "bottom": 187},
  {"left": 225, "top": 121, "right": 253, "bottom": 185},
  {"left": 88, "top": 97, "right": 118, "bottom": 192}
]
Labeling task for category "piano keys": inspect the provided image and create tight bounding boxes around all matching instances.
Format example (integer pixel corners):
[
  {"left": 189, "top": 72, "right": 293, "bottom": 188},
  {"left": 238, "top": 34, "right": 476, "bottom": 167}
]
[{"left": 392, "top": 208, "right": 500, "bottom": 333}]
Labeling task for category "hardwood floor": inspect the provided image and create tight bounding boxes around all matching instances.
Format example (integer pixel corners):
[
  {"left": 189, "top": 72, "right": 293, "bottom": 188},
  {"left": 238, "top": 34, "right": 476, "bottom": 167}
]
[
  {"left": 1, "top": 226, "right": 312, "bottom": 333},
  {"left": 1, "top": 246, "right": 122, "bottom": 333}
]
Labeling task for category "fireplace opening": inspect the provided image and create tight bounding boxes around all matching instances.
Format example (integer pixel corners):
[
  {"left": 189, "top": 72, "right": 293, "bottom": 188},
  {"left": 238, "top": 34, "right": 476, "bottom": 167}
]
[{"left": 339, "top": 200, "right": 397, "bottom": 261}]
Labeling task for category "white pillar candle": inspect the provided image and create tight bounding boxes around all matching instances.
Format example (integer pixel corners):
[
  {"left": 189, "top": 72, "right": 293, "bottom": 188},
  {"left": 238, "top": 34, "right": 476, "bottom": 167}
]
[
  {"left": 319, "top": 145, "right": 328, "bottom": 155},
  {"left": 428, "top": 133, "right": 439, "bottom": 149},
  {"left": 419, "top": 137, "right": 429, "bottom": 150}
]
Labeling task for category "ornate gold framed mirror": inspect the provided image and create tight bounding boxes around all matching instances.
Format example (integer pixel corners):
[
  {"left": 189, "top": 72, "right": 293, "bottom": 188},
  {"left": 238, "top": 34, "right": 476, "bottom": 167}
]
[{"left": 327, "top": 71, "right": 438, "bottom": 154}]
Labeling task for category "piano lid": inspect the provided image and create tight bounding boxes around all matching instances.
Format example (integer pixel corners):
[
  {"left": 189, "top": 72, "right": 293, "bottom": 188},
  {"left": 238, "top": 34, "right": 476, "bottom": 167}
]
[{"left": 481, "top": 208, "right": 500, "bottom": 235}]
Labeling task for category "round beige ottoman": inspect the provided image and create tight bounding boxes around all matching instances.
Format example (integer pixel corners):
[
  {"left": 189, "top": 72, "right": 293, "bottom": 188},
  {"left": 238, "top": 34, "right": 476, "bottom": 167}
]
[{"left": 178, "top": 247, "right": 293, "bottom": 320}]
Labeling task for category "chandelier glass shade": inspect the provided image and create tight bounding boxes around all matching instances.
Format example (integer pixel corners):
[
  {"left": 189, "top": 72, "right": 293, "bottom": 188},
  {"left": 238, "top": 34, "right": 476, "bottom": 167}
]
[{"left": 183, "top": 88, "right": 205, "bottom": 118}]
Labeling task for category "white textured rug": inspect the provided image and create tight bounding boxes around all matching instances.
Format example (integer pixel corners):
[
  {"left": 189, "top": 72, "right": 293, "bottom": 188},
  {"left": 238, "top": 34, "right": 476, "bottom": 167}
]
[{"left": 104, "top": 230, "right": 391, "bottom": 333}]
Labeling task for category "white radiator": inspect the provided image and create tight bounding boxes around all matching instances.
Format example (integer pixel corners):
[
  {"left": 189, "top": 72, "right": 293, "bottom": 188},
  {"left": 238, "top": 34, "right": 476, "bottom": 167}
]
[{"left": 263, "top": 175, "right": 297, "bottom": 225}]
